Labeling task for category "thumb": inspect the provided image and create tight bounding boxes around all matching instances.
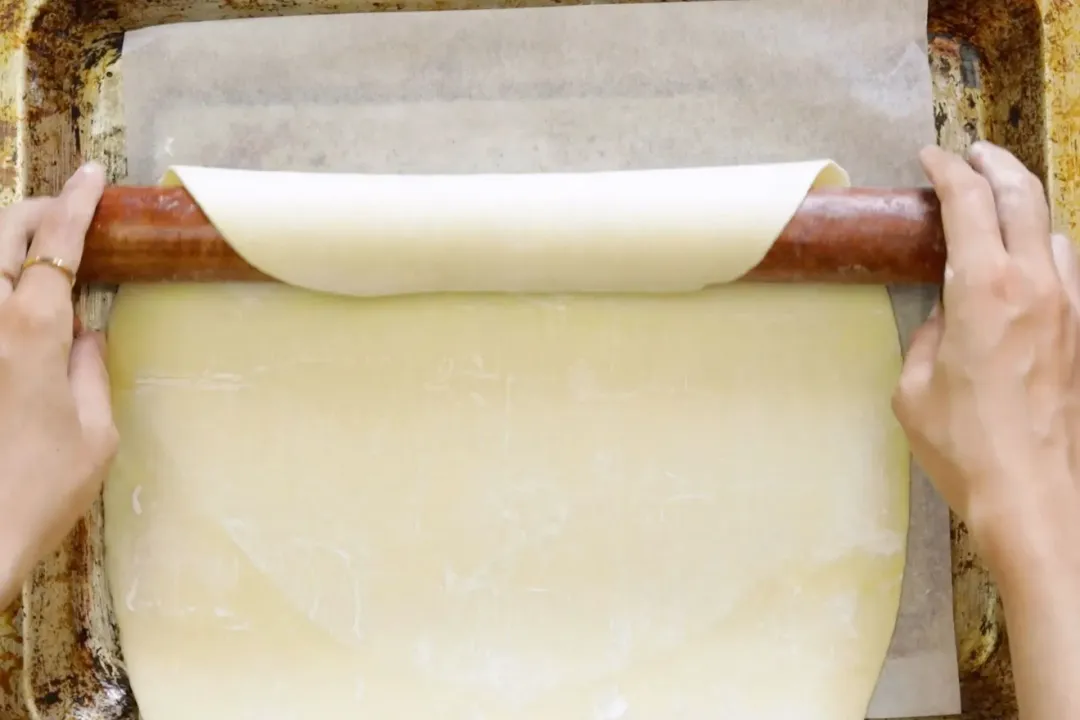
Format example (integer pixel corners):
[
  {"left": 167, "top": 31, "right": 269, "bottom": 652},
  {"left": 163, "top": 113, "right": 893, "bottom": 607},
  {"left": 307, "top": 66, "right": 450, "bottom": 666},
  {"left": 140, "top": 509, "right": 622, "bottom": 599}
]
[
  {"left": 905, "top": 302, "right": 945, "bottom": 368},
  {"left": 894, "top": 303, "right": 944, "bottom": 418},
  {"left": 69, "top": 330, "right": 118, "bottom": 456}
]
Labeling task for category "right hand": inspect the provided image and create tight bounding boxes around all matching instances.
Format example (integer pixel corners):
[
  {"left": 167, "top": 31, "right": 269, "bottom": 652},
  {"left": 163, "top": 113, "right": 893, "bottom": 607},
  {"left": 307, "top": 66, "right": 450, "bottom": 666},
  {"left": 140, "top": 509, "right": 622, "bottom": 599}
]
[{"left": 892, "top": 142, "right": 1080, "bottom": 575}]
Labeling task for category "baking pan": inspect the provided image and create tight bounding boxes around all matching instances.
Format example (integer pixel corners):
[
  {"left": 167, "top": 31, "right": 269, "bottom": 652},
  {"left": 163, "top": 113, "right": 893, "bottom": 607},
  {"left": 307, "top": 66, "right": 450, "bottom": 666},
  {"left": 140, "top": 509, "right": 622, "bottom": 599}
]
[{"left": 0, "top": 0, "right": 1075, "bottom": 717}]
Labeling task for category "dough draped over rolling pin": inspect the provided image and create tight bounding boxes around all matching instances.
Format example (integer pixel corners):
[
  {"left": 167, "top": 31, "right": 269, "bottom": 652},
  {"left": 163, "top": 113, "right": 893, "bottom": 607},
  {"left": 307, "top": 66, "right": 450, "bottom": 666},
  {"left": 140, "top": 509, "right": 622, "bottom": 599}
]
[{"left": 162, "top": 161, "right": 848, "bottom": 296}]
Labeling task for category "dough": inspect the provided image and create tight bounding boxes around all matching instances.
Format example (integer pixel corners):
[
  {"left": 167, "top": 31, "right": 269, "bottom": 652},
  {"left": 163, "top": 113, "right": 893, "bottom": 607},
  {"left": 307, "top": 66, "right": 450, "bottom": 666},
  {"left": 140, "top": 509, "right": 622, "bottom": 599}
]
[
  {"left": 162, "top": 161, "right": 847, "bottom": 295},
  {"left": 104, "top": 164, "right": 908, "bottom": 720}
]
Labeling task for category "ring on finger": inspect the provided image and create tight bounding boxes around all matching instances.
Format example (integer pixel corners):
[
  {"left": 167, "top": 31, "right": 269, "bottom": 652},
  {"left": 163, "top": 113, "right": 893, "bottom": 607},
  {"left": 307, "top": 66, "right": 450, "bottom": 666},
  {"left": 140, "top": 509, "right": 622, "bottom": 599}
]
[
  {"left": 22, "top": 255, "right": 76, "bottom": 287},
  {"left": 0, "top": 268, "right": 18, "bottom": 285}
]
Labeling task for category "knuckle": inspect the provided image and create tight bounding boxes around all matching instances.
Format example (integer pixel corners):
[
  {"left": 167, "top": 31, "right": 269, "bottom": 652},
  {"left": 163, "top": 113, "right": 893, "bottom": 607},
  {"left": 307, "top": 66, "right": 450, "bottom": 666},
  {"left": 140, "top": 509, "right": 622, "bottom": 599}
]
[
  {"left": 39, "top": 191, "right": 91, "bottom": 239},
  {"left": 995, "top": 180, "right": 1024, "bottom": 208},
  {"left": 892, "top": 367, "right": 927, "bottom": 416},
  {"left": 11, "top": 295, "right": 63, "bottom": 333},
  {"left": 58, "top": 190, "right": 95, "bottom": 228},
  {"left": 940, "top": 173, "right": 993, "bottom": 206},
  {"left": 60, "top": 172, "right": 101, "bottom": 216},
  {"left": 93, "top": 423, "right": 120, "bottom": 461},
  {"left": 982, "top": 267, "right": 1014, "bottom": 299},
  {"left": 963, "top": 186, "right": 996, "bottom": 216},
  {"left": 890, "top": 384, "right": 907, "bottom": 412},
  {"left": 890, "top": 385, "right": 916, "bottom": 425},
  {"left": 1023, "top": 169, "right": 1047, "bottom": 196},
  {"left": 958, "top": 258, "right": 1012, "bottom": 296},
  {"left": 995, "top": 170, "right": 1046, "bottom": 209},
  {"left": 973, "top": 258, "right": 1072, "bottom": 318},
  {"left": 1031, "top": 276, "right": 1069, "bottom": 314}
]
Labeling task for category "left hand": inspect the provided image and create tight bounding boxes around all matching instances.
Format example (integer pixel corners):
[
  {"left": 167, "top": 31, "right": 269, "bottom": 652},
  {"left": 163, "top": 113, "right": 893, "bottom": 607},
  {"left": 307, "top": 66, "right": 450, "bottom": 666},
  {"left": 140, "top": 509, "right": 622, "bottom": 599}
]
[{"left": 0, "top": 163, "right": 118, "bottom": 609}]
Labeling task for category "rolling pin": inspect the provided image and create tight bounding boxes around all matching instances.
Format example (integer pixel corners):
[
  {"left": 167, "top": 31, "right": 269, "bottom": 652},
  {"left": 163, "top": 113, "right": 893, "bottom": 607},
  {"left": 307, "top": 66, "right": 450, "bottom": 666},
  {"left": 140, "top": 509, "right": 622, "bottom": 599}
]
[{"left": 78, "top": 186, "right": 946, "bottom": 285}]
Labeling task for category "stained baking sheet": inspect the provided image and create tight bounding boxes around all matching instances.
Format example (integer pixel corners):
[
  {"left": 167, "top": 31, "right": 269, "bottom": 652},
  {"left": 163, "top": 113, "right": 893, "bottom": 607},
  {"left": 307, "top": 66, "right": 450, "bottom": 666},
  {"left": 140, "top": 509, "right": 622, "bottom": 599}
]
[{"left": 120, "top": 1, "right": 960, "bottom": 716}]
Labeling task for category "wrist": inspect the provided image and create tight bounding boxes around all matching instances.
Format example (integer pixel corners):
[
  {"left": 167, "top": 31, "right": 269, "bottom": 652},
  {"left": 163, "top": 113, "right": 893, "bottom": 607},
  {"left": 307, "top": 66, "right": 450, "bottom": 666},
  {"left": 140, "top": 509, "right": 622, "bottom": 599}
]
[{"left": 967, "top": 472, "right": 1080, "bottom": 596}]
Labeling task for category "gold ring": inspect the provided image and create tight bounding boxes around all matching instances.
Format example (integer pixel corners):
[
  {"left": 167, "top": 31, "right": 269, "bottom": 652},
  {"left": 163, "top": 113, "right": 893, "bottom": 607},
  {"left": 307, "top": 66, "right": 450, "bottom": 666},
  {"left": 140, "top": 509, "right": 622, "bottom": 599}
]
[
  {"left": 22, "top": 256, "right": 76, "bottom": 287},
  {"left": 0, "top": 268, "right": 17, "bottom": 285}
]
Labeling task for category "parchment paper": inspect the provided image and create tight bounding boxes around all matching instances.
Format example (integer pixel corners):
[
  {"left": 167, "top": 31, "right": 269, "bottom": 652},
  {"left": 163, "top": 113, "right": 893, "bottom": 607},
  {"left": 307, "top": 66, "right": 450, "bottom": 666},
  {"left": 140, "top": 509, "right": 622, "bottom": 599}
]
[{"left": 120, "top": 2, "right": 960, "bottom": 716}]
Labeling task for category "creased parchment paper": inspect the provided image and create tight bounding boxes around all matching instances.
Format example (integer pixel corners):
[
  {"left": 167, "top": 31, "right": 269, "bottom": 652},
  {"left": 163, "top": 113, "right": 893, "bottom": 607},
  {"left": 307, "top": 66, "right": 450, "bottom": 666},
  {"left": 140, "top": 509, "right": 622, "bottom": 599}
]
[{"left": 119, "top": 2, "right": 960, "bottom": 716}]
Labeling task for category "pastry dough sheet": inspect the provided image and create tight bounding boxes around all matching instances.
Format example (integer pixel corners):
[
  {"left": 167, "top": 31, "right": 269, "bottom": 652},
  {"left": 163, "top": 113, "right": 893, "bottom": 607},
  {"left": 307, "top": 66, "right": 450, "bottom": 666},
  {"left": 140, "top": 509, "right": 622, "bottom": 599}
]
[
  {"left": 106, "top": 282, "right": 908, "bottom": 720},
  {"left": 162, "top": 161, "right": 846, "bottom": 296},
  {"left": 106, "top": 160, "right": 906, "bottom": 720},
  {"left": 116, "top": 1, "right": 960, "bottom": 714}
]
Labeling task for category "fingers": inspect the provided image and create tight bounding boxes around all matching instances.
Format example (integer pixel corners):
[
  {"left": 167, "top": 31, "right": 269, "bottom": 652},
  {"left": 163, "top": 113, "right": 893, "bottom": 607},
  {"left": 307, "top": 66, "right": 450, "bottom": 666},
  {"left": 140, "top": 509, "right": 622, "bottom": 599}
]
[
  {"left": 893, "top": 303, "right": 944, "bottom": 424},
  {"left": 68, "top": 330, "right": 118, "bottom": 462},
  {"left": 0, "top": 199, "right": 52, "bottom": 302},
  {"left": 1050, "top": 233, "right": 1080, "bottom": 312},
  {"left": 967, "top": 142, "right": 1053, "bottom": 270},
  {"left": 920, "top": 145, "right": 1007, "bottom": 275},
  {"left": 15, "top": 163, "right": 105, "bottom": 327}
]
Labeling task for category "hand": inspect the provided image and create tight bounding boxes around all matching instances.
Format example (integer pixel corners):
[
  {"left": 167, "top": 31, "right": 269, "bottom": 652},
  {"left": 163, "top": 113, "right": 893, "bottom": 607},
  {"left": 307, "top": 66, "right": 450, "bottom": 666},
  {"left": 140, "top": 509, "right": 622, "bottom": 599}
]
[
  {"left": 892, "top": 142, "right": 1080, "bottom": 574},
  {"left": 0, "top": 163, "right": 117, "bottom": 609},
  {"left": 896, "top": 141, "right": 1080, "bottom": 720}
]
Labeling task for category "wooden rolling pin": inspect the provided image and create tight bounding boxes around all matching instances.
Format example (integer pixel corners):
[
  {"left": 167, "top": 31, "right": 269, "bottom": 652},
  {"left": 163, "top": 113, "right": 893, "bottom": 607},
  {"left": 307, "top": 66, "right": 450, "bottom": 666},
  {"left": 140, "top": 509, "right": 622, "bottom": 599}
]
[{"left": 79, "top": 186, "right": 946, "bottom": 285}]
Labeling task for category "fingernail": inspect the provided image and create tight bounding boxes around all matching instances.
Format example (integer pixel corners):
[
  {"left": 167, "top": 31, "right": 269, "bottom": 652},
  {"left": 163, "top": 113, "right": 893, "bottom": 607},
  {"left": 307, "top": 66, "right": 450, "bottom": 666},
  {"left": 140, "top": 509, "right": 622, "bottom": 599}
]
[
  {"left": 63, "top": 162, "right": 105, "bottom": 193},
  {"left": 78, "top": 161, "right": 105, "bottom": 177},
  {"left": 67, "top": 162, "right": 104, "bottom": 186}
]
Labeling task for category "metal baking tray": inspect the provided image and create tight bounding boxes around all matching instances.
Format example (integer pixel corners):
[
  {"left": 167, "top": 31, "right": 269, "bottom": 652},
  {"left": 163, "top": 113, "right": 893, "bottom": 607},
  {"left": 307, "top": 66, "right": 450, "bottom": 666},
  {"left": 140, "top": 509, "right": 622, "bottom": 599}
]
[{"left": 0, "top": 0, "right": 1075, "bottom": 717}]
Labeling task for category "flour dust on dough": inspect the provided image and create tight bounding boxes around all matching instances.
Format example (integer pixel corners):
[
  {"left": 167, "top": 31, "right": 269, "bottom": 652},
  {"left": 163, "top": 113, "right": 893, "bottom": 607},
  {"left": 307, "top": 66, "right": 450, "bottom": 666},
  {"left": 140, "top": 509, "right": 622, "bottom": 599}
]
[{"left": 105, "top": 283, "right": 907, "bottom": 720}]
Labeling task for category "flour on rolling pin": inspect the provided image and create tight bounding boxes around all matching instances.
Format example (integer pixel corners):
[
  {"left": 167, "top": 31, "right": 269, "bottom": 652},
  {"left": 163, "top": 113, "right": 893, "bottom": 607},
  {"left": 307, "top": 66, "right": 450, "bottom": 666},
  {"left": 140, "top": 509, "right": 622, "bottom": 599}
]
[{"left": 114, "top": 1, "right": 960, "bottom": 717}]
